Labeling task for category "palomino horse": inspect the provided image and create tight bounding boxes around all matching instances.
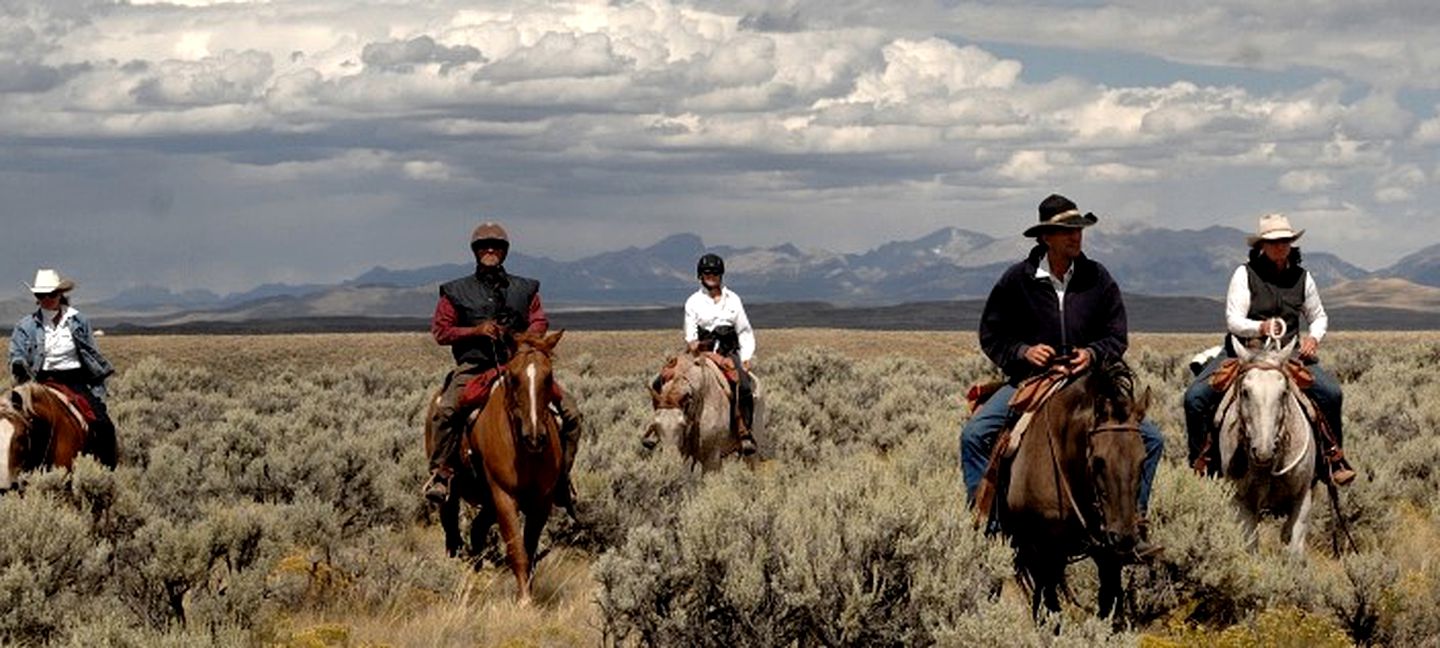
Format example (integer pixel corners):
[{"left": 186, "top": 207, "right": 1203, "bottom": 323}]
[
  {"left": 0, "top": 382, "right": 109, "bottom": 490},
  {"left": 1002, "top": 360, "right": 1150, "bottom": 620},
  {"left": 643, "top": 351, "right": 760, "bottom": 472},
  {"left": 1218, "top": 334, "right": 1316, "bottom": 555},
  {"left": 427, "top": 330, "right": 566, "bottom": 604}
]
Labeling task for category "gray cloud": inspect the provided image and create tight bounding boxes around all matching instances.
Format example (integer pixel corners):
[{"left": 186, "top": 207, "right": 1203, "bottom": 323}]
[
  {"left": 0, "top": 0, "right": 1435, "bottom": 296},
  {"left": 361, "top": 36, "right": 483, "bottom": 74}
]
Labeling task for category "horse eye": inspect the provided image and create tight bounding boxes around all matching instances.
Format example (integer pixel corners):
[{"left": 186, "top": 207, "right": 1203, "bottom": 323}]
[{"left": 1091, "top": 457, "right": 1106, "bottom": 474}]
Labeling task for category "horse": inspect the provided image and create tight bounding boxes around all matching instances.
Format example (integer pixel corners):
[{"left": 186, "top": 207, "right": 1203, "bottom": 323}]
[
  {"left": 425, "top": 330, "right": 566, "bottom": 604},
  {"left": 642, "top": 351, "right": 760, "bottom": 472},
  {"left": 1218, "top": 335, "right": 1316, "bottom": 555},
  {"left": 0, "top": 382, "right": 106, "bottom": 491},
  {"left": 1002, "top": 359, "right": 1150, "bottom": 620}
]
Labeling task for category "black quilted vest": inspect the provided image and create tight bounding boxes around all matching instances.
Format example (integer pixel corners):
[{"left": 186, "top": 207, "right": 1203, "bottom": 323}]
[
  {"left": 439, "top": 270, "right": 539, "bottom": 367},
  {"left": 1243, "top": 258, "right": 1307, "bottom": 346}
]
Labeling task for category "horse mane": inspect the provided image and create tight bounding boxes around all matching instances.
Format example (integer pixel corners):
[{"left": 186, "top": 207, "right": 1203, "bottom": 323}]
[
  {"left": 10, "top": 383, "right": 41, "bottom": 419},
  {"left": 1086, "top": 359, "right": 1137, "bottom": 424}
]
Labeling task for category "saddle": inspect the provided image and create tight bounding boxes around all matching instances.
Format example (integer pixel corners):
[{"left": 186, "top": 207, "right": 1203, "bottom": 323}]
[
  {"left": 971, "top": 367, "right": 1076, "bottom": 529},
  {"left": 456, "top": 368, "right": 503, "bottom": 419},
  {"left": 657, "top": 353, "right": 737, "bottom": 397},
  {"left": 37, "top": 381, "right": 96, "bottom": 425}
]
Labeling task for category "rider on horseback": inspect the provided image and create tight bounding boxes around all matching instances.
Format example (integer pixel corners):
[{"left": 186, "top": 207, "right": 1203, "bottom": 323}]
[
  {"left": 684, "top": 253, "right": 758, "bottom": 456},
  {"left": 423, "top": 222, "right": 584, "bottom": 515},
  {"left": 7, "top": 269, "right": 118, "bottom": 466},
  {"left": 959, "top": 194, "right": 1164, "bottom": 556},
  {"left": 1184, "top": 213, "right": 1356, "bottom": 485}
]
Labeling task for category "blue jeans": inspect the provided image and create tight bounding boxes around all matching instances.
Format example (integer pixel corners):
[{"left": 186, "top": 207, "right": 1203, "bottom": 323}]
[
  {"left": 1184, "top": 357, "right": 1344, "bottom": 469},
  {"left": 959, "top": 384, "right": 1163, "bottom": 514}
]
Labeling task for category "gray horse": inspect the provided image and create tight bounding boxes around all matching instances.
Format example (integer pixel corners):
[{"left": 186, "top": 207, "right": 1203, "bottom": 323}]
[
  {"left": 643, "top": 352, "right": 762, "bottom": 472},
  {"left": 1218, "top": 334, "right": 1317, "bottom": 555}
]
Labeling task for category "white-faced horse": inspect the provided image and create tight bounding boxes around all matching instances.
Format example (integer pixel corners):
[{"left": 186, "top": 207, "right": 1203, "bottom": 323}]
[
  {"left": 643, "top": 351, "right": 761, "bottom": 472},
  {"left": 1218, "top": 334, "right": 1317, "bottom": 554}
]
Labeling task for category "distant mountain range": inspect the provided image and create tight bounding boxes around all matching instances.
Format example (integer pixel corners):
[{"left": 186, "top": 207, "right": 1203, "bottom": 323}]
[{"left": 0, "top": 226, "right": 1434, "bottom": 331}]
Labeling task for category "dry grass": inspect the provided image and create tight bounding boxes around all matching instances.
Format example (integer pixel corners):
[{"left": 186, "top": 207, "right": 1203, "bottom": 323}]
[{"left": 32, "top": 328, "right": 1440, "bottom": 646}]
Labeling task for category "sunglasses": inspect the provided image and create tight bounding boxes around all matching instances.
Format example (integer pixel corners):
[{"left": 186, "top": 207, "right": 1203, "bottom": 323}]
[{"left": 35, "top": 292, "right": 61, "bottom": 300}]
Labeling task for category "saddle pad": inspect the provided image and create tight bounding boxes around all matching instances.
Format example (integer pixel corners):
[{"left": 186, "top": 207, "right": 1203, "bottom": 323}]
[{"left": 457, "top": 368, "right": 503, "bottom": 412}]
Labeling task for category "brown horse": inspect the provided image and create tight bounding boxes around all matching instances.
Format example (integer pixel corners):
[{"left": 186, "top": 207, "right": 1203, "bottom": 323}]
[
  {"left": 0, "top": 382, "right": 103, "bottom": 490},
  {"left": 427, "top": 330, "right": 566, "bottom": 604},
  {"left": 1001, "top": 360, "right": 1149, "bottom": 621}
]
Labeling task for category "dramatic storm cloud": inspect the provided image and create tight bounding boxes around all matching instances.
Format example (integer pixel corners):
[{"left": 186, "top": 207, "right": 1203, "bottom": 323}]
[{"left": 2, "top": 0, "right": 1438, "bottom": 294}]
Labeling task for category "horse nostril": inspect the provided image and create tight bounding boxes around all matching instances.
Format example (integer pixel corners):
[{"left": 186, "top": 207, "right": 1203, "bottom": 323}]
[{"left": 641, "top": 435, "right": 657, "bottom": 450}]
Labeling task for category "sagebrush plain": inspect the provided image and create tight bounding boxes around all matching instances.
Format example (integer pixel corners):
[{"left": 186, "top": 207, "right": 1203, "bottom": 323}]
[{"left": 3, "top": 330, "right": 1438, "bottom": 647}]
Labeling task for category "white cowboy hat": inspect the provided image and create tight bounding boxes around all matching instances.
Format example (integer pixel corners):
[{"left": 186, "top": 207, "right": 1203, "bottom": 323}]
[
  {"left": 1245, "top": 213, "right": 1305, "bottom": 247},
  {"left": 25, "top": 268, "right": 75, "bottom": 294}
]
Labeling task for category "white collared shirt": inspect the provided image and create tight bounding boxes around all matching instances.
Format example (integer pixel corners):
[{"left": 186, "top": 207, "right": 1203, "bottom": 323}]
[
  {"left": 1225, "top": 265, "right": 1327, "bottom": 341},
  {"left": 41, "top": 307, "right": 83, "bottom": 371},
  {"left": 684, "top": 286, "right": 755, "bottom": 361},
  {"left": 1034, "top": 254, "right": 1075, "bottom": 305}
]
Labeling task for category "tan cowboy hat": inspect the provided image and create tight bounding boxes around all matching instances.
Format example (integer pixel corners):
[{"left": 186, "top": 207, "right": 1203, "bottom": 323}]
[
  {"left": 1245, "top": 213, "right": 1305, "bottom": 247},
  {"left": 1023, "top": 193, "right": 1099, "bottom": 238},
  {"left": 25, "top": 268, "right": 75, "bottom": 294}
]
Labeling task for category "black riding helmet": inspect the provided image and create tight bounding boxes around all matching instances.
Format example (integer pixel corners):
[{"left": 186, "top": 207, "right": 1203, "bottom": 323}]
[{"left": 696, "top": 253, "right": 725, "bottom": 278}]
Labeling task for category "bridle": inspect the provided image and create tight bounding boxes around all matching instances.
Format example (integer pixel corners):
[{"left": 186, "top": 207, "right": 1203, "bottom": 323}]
[
  {"left": 502, "top": 345, "right": 555, "bottom": 453},
  {"left": 1046, "top": 417, "right": 1143, "bottom": 551}
]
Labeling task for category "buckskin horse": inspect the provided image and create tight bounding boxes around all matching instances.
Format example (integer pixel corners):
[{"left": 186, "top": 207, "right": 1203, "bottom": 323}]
[
  {"left": 643, "top": 350, "right": 760, "bottom": 472},
  {"left": 426, "top": 330, "right": 566, "bottom": 604},
  {"left": 1217, "top": 334, "right": 1316, "bottom": 555},
  {"left": 1000, "top": 359, "right": 1150, "bottom": 620},
  {"left": 0, "top": 382, "right": 110, "bottom": 490}
]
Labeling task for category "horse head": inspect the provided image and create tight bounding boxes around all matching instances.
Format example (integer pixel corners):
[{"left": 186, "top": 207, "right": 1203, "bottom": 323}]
[
  {"left": 0, "top": 385, "right": 44, "bottom": 491},
  {"left": 1083, "top": 360, "right": 1149, "bottom": 554},
  {"left": 644, "top": 353, "right": 698, "bottom": 452},
  {"left": 1232, "top": 335, "right": 1298, "bottom": 466},
  {"left": 507, "top": 330, "right": 563, "bottom": 453}
]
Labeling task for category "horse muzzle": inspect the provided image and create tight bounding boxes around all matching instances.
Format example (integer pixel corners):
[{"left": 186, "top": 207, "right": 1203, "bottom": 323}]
[{"left": 641, "top": 426, "right": 659, "bottom": 450}]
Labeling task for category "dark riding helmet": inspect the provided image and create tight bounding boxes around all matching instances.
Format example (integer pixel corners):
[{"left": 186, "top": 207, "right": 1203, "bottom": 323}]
[
  {"left": 696, "top": 253, "right": 725, "bottom": 278},
  {"left": 470, "top": 222, "right": 510, "bottom": 252}
]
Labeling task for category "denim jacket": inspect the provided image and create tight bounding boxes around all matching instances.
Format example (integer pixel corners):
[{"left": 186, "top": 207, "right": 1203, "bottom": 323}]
[{"left": 8, "top": 308, "right": 115, "bottom": 399}]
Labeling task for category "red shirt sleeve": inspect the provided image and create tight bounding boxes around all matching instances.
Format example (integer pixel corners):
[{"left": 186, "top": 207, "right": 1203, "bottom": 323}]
[
  {"left": 526, "top": 293, "right": 549, "bottom": 334},
  {"left": 431, "top": 295, "right": 471, "bottom": 345}
]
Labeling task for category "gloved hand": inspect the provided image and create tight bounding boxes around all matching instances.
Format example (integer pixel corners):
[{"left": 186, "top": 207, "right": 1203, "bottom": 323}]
[{"left": 10, "top": 360, "right": 31, "bottom": 384}]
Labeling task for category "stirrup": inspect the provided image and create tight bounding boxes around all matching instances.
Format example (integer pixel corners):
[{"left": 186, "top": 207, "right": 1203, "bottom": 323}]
[{"left": 1329, "top": 465, "right": 1356, "bottom": 486}]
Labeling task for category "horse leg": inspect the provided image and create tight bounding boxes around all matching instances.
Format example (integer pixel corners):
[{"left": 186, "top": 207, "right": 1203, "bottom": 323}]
[
  {"left": 439, "top": 495, "right": 463, "bottom": 558},
  {"left": 1281, "top": 487, "right": 1315, "bottom": 556},
  {"left": 469, "top": 503, "right": 499, "bottom": 567},
  {"left": 1095, "top": 554, "right": 1123, "bottom": 623},
  {"left": 1236, "top": 497, "right": 1261, "bottom": 553},
  {"left": 522, "top": 501, "right": 551, "bottom": 586},
  {"left": 490, "top": 490, "right": 532, "bottom": 605}
]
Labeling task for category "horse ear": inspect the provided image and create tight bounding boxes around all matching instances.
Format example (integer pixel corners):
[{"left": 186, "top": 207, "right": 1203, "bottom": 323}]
[
  {"left": 542, "top": 329, "right": 564, "bottom": 351},
  {"left": 1136, "top": 386, "right": 1152, "bottom": 418},
  {"left": 1231, "top": 335, "right": 1253, "bottom": 363},
  {"left": 8, "top": 389, "right": 21, "bottom": 411},
  {"left": 1280, "top": 335, "right": 1298, "bottom": 358}
]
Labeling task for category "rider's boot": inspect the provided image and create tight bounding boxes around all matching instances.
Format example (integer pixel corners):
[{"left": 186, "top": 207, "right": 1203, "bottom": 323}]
[
  {"left": 553, "top": 396, "right": 584, "bottom": 520},
  {"left": 424, "top": 468, "right": 452, "bottom": 504},
  {"left": 1326, "top": 447, "right": 1356, "bottom": 486},
  {"left": 1131, "top": 516, "right": 1164, "bottom": 562}
]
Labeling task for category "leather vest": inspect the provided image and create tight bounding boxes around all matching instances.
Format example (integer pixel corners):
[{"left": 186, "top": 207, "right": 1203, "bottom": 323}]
[
  {"left": 439, "top": 271, "right": 539, "bottom": 367},
  {"left": 1243, "top": 260, "right": 1307, "bottom": 346}
]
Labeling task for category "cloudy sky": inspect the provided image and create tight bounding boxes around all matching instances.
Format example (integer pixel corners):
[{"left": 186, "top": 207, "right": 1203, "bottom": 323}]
[{"left": 5, "top": 0, "right": 1440, "bottom": 295}]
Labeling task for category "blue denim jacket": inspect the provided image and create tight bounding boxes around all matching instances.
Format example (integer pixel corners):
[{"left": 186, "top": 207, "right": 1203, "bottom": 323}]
[{"left": 8, "top": 309, "right": 115, "bottom": 400}]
